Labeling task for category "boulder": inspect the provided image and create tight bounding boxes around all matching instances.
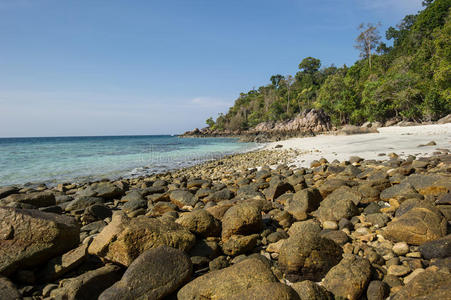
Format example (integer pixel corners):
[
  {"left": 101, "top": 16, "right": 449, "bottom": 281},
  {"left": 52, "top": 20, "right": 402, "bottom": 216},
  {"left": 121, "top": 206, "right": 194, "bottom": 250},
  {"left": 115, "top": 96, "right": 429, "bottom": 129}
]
[
  {"left": 265, "top": 181, "right": 294, "bottom": 201},
  {"left": 84, "top": 204, "right": 112, "bottom": 220},
  {"left": 288, "top": 220, "right": 322, "bottom": 236},
  {"left": 291, "top": 280, "right": 333, "bottom": 300},
  {"left": 366, "top": 280, "right": 389, "bottom": 300},
  {"left": 316, "top": 187, "right": 359, "bottom": 222},
  {"left": 77, "top": 182, "right": 124, "bottom": 200},
  {"left": 383, "top": 206, "right": 447, "bottom": 245},
  {"left": 0, "top": 186, "right": 19, "bottom": 199},
  {"left": 323, "top": 255, "right": 372, "bottom": 300},
  {"left": 88, "top": 212, "right": 196, "bottom": 266},
  {"left": 50, "top": 264, "right": 122, "bottom": 300},
  {"left": 37, "top": 244, "right": 88, "bottom": 282},
  {"left": 204, "top": 189, "right": 233, "bottom": 202},
  {"left": 222, "top": 234, "right": 259, "bottom": 256},
  {"left": 65, "top": 196, "right": 104, "bottom": 211},
  {"left": 437, "top": 113, "right": 451, "bottom": 124},
  {"left": 189, "top": 239, "right": 220, "bottom": 259},
  {"left": 169, "top": 190, "right": 197, "bottom": 208},
  {"left": 221, "top": 202, "right": 262, "bottom": 241},
  {"left": 0, "top": 277, "right": 20, "bottom": 300},
  {"left": 120, "top": 190, "right": 145, "bottom": 202},
  {"left": 278, "top": 231, "right": 343, "bottom": 282},
  {"left": 0, "top": 207, "right": 80, "bottom": 276},
  {"left": 418, "top": 234, "right": 451, "bottom": 259},
  {"left": 177, "top": 258, "right": 278, "bottom": 300},
  {"left": 391, "top": 269, "right": 451, "bottom": 300},
  {"left": 221, "top": 282, "right": 300, "bottom": 300},
  {"left": 404, "top": 174, "right": 451, "bottom": 196},
  {"left": 380, "top": 182, "right": 418, "bottom": 201},
  {"left": 1, "top": 191, "right": 55, "bottom": 207},
  {"left": 175, "top": 209, "right": 221, "bottom": 237},
  {"left": 99, "top": 246, "right": 192, "bottom": 300},
  {"left": 285, "top": 188, "right": 322, "bottom": 221},
  {"left": 121, "top": 197, "right": 147, "bottom": 213}
]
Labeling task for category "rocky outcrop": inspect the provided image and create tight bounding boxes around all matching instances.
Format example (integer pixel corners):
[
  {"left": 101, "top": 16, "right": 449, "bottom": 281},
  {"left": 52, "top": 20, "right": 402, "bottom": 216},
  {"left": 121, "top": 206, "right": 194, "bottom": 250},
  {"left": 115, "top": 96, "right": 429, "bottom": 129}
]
[
  {"left": 251, "top": 109, "right": 332, "bottom": 134},
  {"left": 182, "top": 109, "right": 332, "bottom": 141}
]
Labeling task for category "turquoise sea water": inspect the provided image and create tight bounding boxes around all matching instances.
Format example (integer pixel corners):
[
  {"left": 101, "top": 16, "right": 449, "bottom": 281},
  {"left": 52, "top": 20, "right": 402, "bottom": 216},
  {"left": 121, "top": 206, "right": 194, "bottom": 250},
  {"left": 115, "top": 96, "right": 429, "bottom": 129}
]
[{"left": 0, "top": 136, "right": 257, "bottom": 186}]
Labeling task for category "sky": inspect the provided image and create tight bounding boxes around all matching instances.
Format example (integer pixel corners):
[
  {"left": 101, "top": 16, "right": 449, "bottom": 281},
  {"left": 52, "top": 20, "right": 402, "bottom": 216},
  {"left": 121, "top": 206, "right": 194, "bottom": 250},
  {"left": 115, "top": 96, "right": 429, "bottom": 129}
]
[{"left": 0, "top": 0, "right": 424, "bottom": 137}]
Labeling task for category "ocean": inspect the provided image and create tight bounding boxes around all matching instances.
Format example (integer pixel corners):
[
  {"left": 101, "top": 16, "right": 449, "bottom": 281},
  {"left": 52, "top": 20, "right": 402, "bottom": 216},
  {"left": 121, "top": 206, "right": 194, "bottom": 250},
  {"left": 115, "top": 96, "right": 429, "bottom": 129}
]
[{"left": 0, "top": 135, "right": 257, "bottom": 186}]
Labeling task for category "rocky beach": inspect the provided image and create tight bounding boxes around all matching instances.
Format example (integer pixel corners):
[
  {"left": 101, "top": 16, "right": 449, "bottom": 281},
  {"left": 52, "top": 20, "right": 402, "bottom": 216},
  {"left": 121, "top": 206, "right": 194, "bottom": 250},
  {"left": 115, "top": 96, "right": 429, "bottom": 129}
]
[{"left": 1, "top": 124, "right": 451, "bottom": 300}]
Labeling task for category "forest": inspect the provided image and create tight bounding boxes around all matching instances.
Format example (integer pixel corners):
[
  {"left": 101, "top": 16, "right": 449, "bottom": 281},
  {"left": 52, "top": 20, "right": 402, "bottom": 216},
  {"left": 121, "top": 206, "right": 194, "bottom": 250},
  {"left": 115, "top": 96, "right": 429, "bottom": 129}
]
[{"left": 206, "top": 0, "right": 451, "bottom": 131}]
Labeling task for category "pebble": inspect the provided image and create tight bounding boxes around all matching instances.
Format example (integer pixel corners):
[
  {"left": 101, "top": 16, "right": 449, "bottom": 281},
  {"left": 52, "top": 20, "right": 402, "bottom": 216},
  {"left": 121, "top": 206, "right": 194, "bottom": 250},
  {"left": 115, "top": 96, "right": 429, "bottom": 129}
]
[
  {"left": 322, "top": 221, "right": 338, "bottom": 230},
  {"left": 392, "top": 242, "right": 409, "bottom": 256},
  {"left": 403, "top": 268, "right": 425, "bottom": 284},
  {"left": 387, "top": 265, "right": 411, "bottom": 277},
  {"left": 406, "top": 251, "right": 422, "bottom": 258}
]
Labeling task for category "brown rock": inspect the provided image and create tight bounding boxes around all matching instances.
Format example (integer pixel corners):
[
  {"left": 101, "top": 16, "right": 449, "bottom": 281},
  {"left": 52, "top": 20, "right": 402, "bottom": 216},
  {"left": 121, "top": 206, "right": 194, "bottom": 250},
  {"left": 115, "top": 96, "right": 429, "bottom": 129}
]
[
  {"left": 383, "top": 206, "right": 447, "bottom": 245},
  {"left": 291, "top": 280, "right": 333, "bottom": 300},
  {"left": 0, "top": 277, "right": 20, "bottom": 300},
  {"left": 279, "top": 231, "right": 342, "bottom": 282},
  {"left": 391, "top": 269, "right": 451, "bottom": 300},
  {"left": 38, "top": 244, "right": 88, "bottom": 282},
  {"left": 221, "top": 202, "right": 262, "bottom": 241},
  {"left": 99, "top": 246, "right": 192, "bottom": 300},
  {"left": 222, "top": 282, "right": 300, "bottom": 300},
  {"left": 1, "top": 191, "right": 55, "bottom": 207},
  {"left": 323, "top": 255, "right": 372, "bottom": 300},
  {"left": 175, "top": 209, "right": 221, "bottom": 237},
  {"left": 88, "top": 211, "right": 196, "bottom": 266},
  {"left": 0, "top": 207, "right": 80, "bottom": 276},
  {"left": 177, "top": 258, "right": 278, "bottom": 300},
  {"left": 222, "top": 234, "right": 259, "bottom": 256},
  {"left": 285, "top": 188, "right": 322, "bottom": 221},
  {"left": 50, "top": 264, "right": 122, "bottom": 300}
]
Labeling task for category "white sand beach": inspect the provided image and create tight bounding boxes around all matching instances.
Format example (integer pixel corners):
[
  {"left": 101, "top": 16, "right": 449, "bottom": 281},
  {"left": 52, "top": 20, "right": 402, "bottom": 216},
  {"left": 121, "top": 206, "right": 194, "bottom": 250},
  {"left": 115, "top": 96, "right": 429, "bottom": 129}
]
[{"left": 266, "top": 123, "right": 451, "bottom": 167}]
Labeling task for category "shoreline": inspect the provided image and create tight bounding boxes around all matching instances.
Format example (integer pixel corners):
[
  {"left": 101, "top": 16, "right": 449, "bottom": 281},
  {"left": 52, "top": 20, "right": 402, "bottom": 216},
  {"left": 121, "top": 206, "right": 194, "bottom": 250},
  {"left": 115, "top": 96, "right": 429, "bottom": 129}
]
[
  {"left": 3, "top": 123, "right": 450, "bottom": 190},
  {"left": 0, "top": 122, "right": 450, "bottom": 299}
]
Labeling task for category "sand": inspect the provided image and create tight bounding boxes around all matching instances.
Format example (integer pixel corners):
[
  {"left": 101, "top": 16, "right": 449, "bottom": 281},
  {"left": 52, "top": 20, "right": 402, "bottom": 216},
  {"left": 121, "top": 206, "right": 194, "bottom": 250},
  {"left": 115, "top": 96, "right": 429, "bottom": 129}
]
[{"left": 265, "top": 123, "right": 451, "bottom": 168}]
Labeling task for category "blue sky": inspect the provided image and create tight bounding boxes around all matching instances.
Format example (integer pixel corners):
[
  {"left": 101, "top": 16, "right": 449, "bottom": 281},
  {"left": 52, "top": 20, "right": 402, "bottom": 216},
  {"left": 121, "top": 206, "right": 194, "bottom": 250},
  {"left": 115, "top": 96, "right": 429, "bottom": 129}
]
[{"left": 0, "top": 0, "right": 423, "bottom": 137}]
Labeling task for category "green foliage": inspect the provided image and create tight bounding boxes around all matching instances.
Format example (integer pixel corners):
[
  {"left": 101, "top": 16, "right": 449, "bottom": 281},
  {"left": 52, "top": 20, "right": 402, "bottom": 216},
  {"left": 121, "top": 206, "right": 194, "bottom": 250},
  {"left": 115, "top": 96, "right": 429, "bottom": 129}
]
[
  {"left": 205, "top": 0, "right": 451, "bottom": 131},
  {"left": 206, "top": 117, "right": 215, "bottom": 128},
  {"left": 298, "top": 57, "right": 321, "bottom": 74}
]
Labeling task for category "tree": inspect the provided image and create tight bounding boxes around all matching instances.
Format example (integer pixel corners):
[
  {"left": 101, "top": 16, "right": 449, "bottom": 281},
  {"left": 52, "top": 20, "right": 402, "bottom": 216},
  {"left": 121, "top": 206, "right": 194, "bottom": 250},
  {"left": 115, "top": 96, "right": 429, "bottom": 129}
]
[
  {"left": 283, "top": 75, "right": 294, "bottom": 115},
  {"left": 298, "top": 57, "right": 321, "bottom": 74},
  {"left": 205, "top": 117, "right": 215, "bottom": 128},
  {"left": 355, "top": 23, "right": 381, "bottom": 71},
  {"left": 270, "top": 74, "right": 284, "bottom": 88}
]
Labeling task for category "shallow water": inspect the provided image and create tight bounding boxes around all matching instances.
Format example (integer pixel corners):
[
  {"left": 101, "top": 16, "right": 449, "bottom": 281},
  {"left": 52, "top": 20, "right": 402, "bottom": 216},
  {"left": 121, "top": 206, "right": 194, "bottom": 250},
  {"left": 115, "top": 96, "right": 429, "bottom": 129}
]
[{"left": 0, "top": 135, "right": 257, "bottom": 186}]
